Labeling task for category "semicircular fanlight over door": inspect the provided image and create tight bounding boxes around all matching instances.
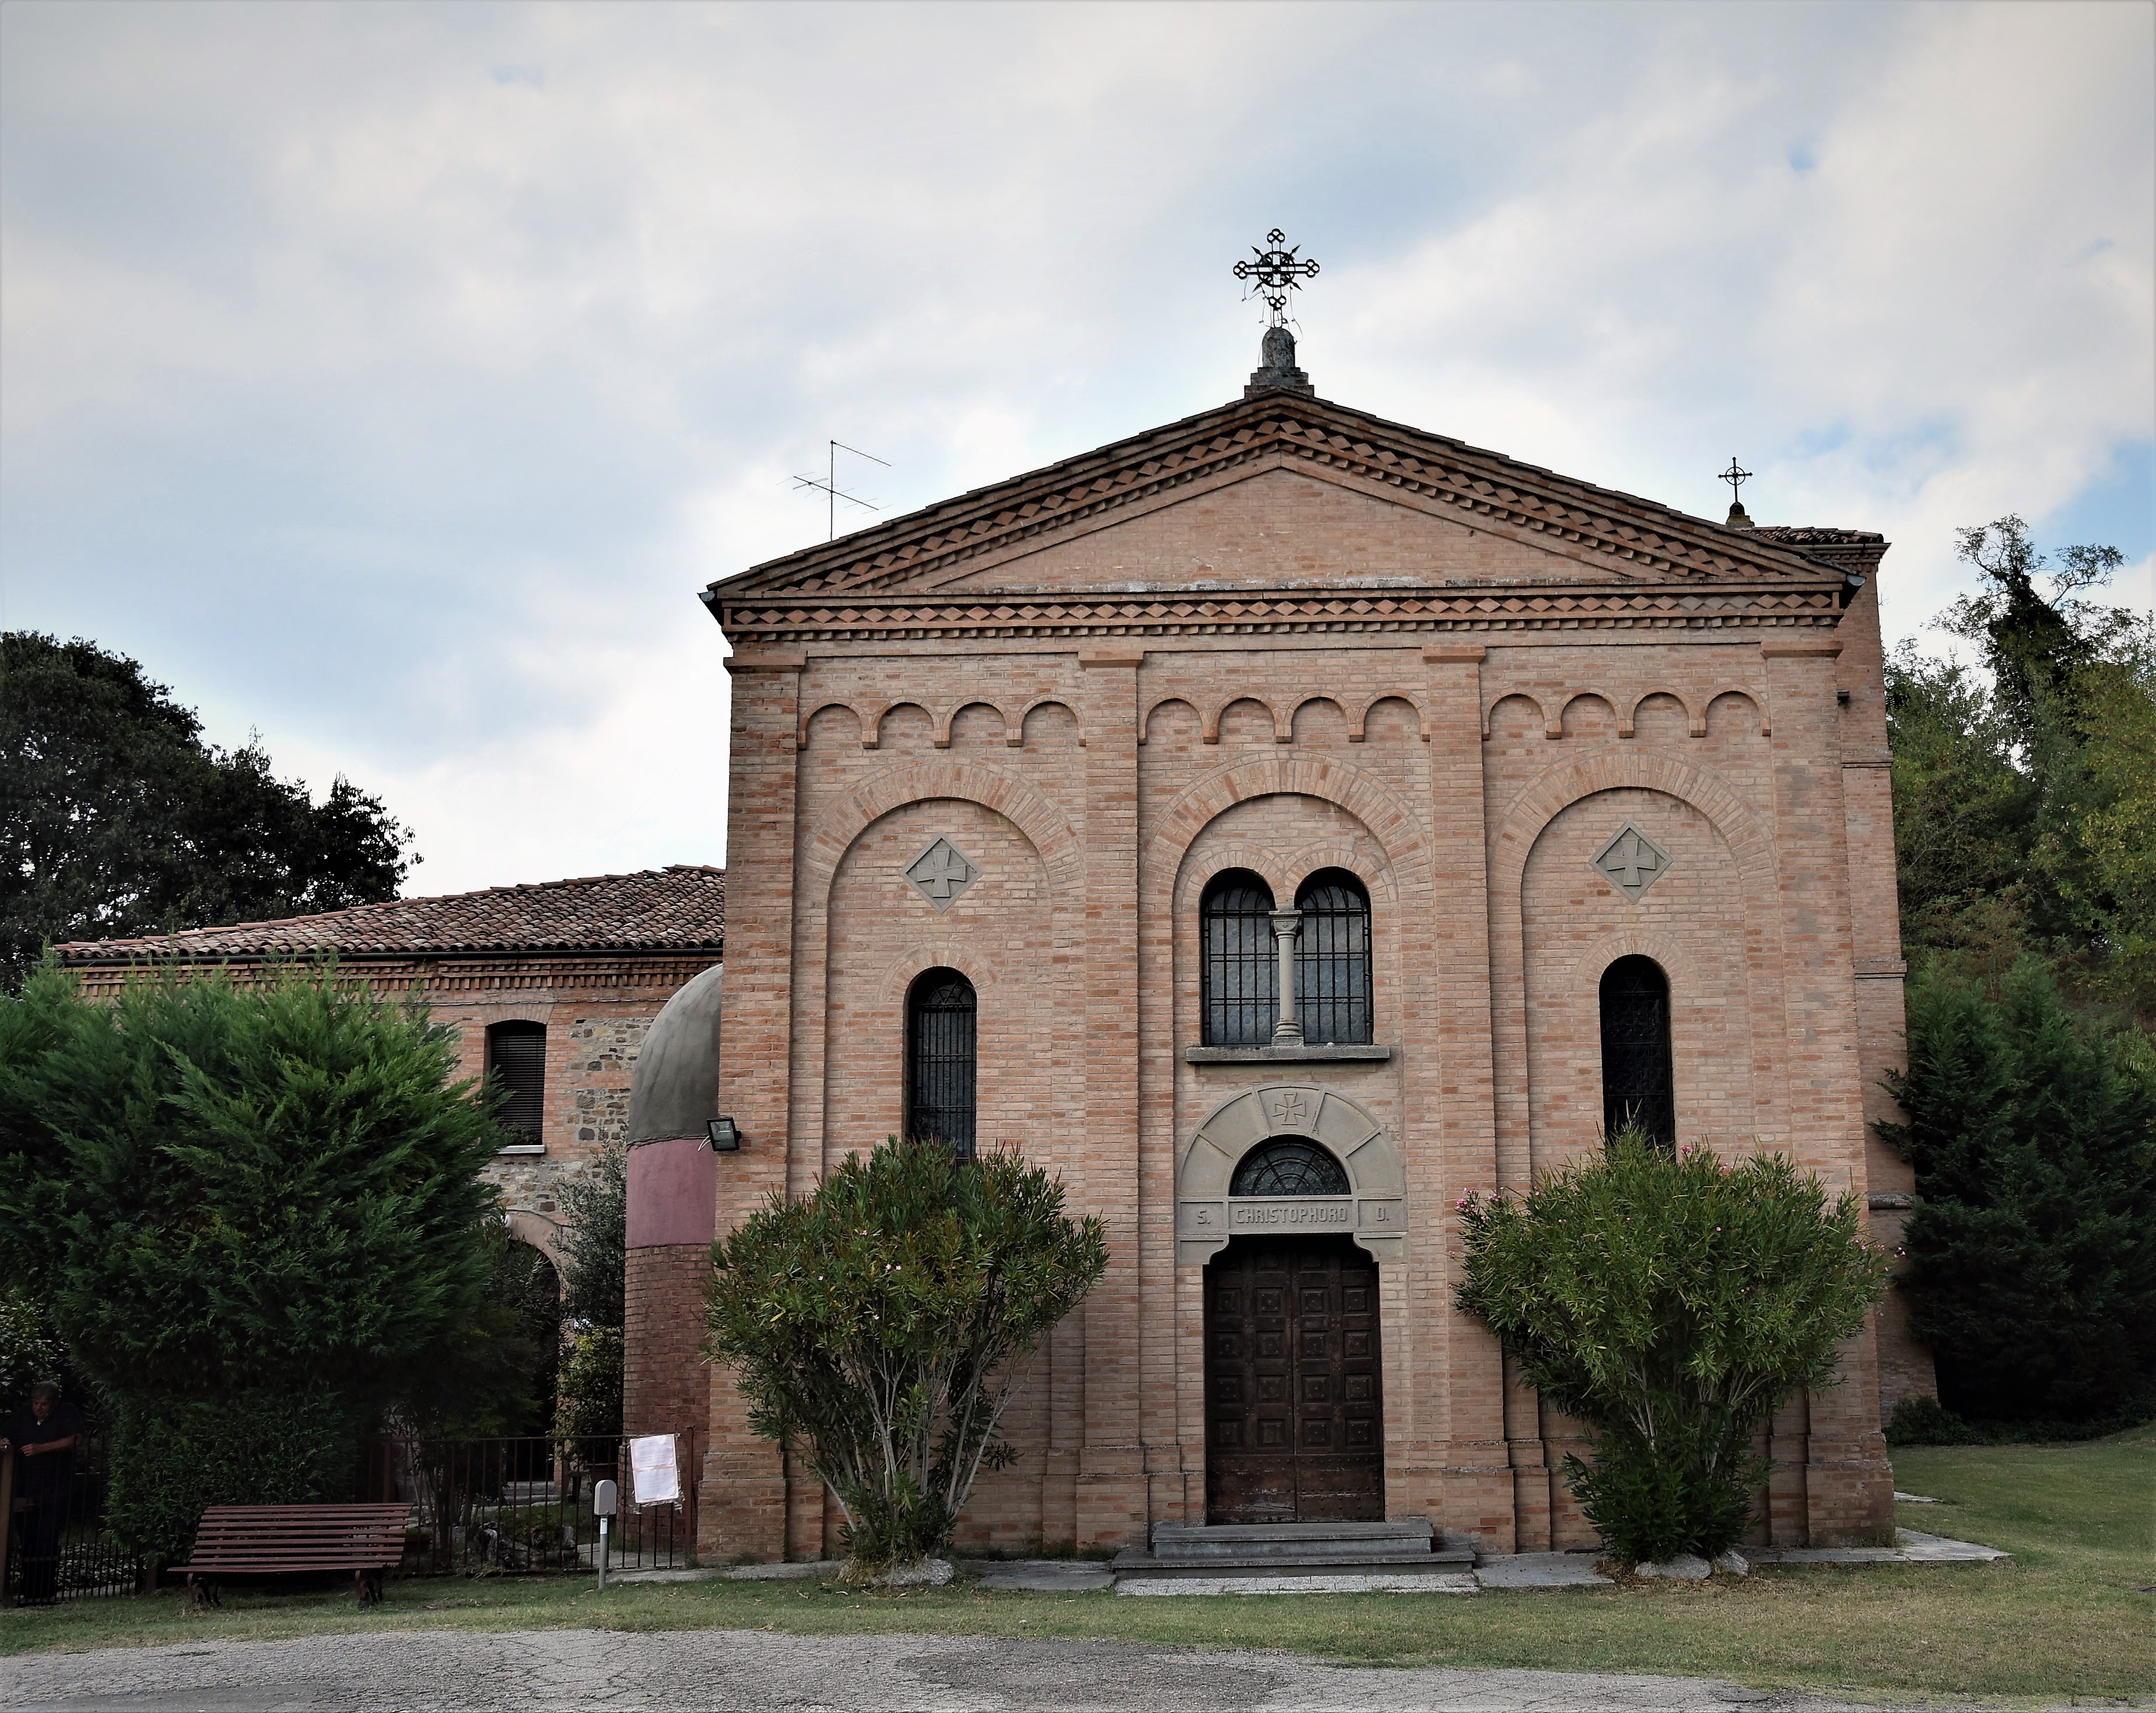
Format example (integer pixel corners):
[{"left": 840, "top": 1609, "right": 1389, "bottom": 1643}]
[{"left": 1230, "top": 1136, "right": 1349, "bottom": 1198}]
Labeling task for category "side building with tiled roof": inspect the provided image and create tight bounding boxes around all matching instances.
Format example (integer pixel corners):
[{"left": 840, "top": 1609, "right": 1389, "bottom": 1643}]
[{"left": 55, "top": 866, "right": 725, "bottom": 1262}]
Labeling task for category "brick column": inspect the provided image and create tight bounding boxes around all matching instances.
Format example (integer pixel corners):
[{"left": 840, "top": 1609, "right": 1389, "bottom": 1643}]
[
  {"left": 1835, "top": 569, "right": 1936, "bottom": 1422},
  {"left": 1760, "top": 634, "right": 1894, "bottom": 1546},
  {"left": 700, "top": 649, "right": 804, "bottom": 1564},
  {"left": 1419, "top": 644, "right": 1515, "bottom": 1550},
  {"left": 1075, "top": 647, "right": 1147, "bottom": 1550}
]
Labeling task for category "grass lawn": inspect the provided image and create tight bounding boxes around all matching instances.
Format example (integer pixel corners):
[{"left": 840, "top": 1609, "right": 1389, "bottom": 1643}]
[{"left": 4, "top": 1428, "right": 2150, "bottom": 1703}]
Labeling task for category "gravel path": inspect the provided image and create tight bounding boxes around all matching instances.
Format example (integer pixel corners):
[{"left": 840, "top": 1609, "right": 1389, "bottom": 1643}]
[{"left": 2, "top": 1627, "right": 1969, "bottom": 1712}]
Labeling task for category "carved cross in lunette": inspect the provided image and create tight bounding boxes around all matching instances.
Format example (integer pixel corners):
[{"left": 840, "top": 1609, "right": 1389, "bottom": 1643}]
[{"left": 912, "top": 843, "right": 973, "bottom": 899}]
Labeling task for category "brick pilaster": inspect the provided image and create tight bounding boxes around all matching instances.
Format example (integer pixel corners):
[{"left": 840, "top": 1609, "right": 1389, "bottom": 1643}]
[
  {"left": 1419, "top": 645, "right": 1515, "bottom": 1550},
  {"left": 700, "top": 650, "right": 804, "bottom": 1564},
  {"left": 1075, "top": 648, "right": 1147, "bottom": 1550},
  {"left": 1760, "top": 635, "right": 1894, "bottom": 1546}
]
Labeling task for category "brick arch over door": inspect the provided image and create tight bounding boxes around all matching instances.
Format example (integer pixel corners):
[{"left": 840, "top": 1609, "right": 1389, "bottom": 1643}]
[
  {"left": 1487, "top": 750, "right": 1789, "bottom": 1189},
  {"left": 1175, "top": 1082, "right": 1406, "bottom": 1268},
  {"left": 795, "top": 760, "right": 1085, "bottom": 1184}
]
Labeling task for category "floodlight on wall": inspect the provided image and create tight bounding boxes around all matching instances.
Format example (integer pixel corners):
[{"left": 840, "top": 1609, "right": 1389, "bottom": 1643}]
[{"left": 707, "top": 1116, "right": 742, "bottom": 1152}]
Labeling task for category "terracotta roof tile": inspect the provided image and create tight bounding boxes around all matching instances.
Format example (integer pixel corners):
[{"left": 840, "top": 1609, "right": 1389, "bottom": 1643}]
[
  {"left": 1751, "top": 526, "right": 1887, "bottom": 546},
  {"left": 54, "top": 866, "right": 725, "bottom": 963}
]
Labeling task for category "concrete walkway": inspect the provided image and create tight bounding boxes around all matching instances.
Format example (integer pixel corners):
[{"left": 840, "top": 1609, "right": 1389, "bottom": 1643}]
[{"left": 2, "top": 1627, "right": 1978, "bottom": 1712}]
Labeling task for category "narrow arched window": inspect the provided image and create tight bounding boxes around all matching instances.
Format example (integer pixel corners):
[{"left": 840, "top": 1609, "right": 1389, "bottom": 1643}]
[
  {"left": 906, "top": 968, "right": 976, "bottom": 1158},
  {"left": 1600, "top": 956, "right": 1675, "bottom": 1147},
  {"left": 486, "top": 1020, "right": 547, "bottom": 1146},
  {"left": 1202, "top": 870, "right": 1277, "bottom": 1046},
  {"left": 1296, "top": 870, "right": 1373, "bottom": 1045}
]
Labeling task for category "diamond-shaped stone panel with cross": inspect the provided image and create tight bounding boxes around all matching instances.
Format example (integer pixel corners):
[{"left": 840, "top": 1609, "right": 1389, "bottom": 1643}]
[
  {"left": 903, "top": 837, "right": 980, "bottom": 912},
  {"left": 1591, "top": 823, "right": 1673, "bottom": 903}
]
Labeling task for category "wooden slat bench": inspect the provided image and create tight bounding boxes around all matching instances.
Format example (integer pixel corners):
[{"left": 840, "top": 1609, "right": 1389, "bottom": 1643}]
[{"left": 175, "top": 1504, "right": 411, "bottom": 1606}]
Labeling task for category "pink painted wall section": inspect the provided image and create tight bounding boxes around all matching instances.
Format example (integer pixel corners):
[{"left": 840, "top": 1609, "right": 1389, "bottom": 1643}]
[{"left": 627, "top": 1136, "right": 718, "bottom": 1248}]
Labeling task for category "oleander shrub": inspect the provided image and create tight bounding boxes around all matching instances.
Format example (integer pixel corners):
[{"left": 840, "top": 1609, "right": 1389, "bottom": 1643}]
[
  {"left": 706, "top": 1135, "right": 1106, "bottom": 1578},
  {"left": 1456, "top": 1131, "right": 1891, "bottom": 1565}
]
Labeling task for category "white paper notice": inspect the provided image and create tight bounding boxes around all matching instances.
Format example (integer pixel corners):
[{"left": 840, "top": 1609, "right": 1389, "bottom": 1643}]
[{"left": 629, "top": 1434, "right": 680, "bottom": 1506}]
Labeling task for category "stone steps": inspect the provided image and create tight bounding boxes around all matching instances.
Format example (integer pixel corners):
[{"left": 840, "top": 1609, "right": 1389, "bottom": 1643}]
[{"left": 1112, "top": 1519, "right": 1476, "bottom": 1581}]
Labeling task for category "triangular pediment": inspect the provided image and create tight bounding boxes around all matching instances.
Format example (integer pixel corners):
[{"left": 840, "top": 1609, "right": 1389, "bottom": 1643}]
[
  {"left": 704, "top": 392, "right": 1872, "bottom": 644},
  {"left": 932, "top": 463, "right": 1629, "bottom": 595}
]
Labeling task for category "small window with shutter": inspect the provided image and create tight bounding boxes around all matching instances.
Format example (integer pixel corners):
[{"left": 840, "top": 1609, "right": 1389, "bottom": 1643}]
[{"left": 487, "top": 1020, "right": 548, "bottom": 1148}]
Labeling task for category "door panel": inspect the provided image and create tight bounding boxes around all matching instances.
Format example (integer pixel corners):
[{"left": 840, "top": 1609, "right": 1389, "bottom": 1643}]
[{"left": 1204, "top": 1235, "right": 1384, "bottom": 1523}]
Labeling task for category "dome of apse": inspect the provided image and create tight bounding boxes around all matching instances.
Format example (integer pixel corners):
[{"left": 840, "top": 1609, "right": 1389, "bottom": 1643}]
[{"left": 627, "top": 962, "right": 723, "bottom": 1143}]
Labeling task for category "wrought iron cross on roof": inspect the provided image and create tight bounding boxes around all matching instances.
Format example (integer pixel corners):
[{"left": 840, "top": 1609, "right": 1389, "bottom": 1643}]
[
  {"left": 1718, "top": 455, "right": 1753, "bottom": 507},
  {"left": 1233, "top": 228, "right": 1319, "bottom": 327}
]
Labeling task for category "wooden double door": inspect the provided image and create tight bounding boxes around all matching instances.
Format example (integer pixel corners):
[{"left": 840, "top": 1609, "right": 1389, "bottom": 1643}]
[{"left": 1203, "top": 1234, "right": 1384, "bottom": 1523}]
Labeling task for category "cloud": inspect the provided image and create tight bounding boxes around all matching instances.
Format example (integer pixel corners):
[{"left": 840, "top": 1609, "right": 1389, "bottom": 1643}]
[{"left": 2, "top": 0, "right": 2148, "bottom": 893}]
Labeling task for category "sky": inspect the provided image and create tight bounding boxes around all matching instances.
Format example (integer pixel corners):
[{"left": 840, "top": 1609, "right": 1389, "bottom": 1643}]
[{"left": 3, "top": 0, "right": 2151, "bottom": 898}]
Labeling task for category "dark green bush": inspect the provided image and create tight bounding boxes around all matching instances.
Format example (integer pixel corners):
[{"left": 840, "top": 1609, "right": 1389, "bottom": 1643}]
[
  {"left": 108, "top": 1389, "right": 356, "bottom": 1564},
  {"left": 1880, "top": 959, "right": 2156, "bottom": 1423},
  {"left": 0, "top": 961, "right": 511, "bottom": 1554},
  {"left": 706, "top": 1136, "right": 1106, "bottom": 1576},
  {"left": 555, "top": 1325, "right": 625, "bottom": 1442},
  {"left": 1456, "top": 1132, "right": 1889, "bottom": 1565},
  {"left": 1886, "top": 1392, "right": 2154, "bottom": 1447}
]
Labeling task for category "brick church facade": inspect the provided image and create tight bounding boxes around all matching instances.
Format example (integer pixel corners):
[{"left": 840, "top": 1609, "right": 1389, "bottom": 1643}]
[{"left": 693, "top": 331, "right": 1930, "bottom": 1558}]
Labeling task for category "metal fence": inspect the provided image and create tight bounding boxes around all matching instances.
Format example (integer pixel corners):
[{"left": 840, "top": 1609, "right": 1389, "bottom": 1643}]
[
  {"left": 355, "top": 1431, "right": 701, "bottom": 1577},
  {"left": 1, "top": 1426, "right": 149, "bottom": 1605},
  {"left": 1, "top": 1428, "right": 698, "bottom": 1603}
]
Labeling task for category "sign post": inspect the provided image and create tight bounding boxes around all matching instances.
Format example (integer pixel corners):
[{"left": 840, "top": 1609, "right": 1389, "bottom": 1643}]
[{"left": 593, "top": 1477, "right": 617, "bottom": 1591}]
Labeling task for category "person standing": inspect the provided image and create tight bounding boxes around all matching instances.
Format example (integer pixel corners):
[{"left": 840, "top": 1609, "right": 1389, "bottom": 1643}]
[{"left": 1, "top": 1382, "right": 83, "bottom": 1605}]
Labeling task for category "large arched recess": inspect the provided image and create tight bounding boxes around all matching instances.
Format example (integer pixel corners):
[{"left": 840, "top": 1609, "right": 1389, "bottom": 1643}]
[
  {"left": 1486, "top": 750, "right": 1787, "bottom": 1187},
  {"left": 1144, "top": 753, "right": 1439, "bottom": 1510},
  {"left": 790, "top": 759, "right": 1085, "bottom": 1187}
]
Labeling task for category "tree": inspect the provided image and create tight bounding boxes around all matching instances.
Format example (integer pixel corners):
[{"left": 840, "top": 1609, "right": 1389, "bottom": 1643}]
[
  {"left": 1879, "top": 959, "right": 2156, "bottom": 1424},
  {"left": 1, "top": 633, "right": 416, "bottom": 989},
  {"left": 558, "top": 1144, "right": 626, "bottom": 1332},
  {"left": 1456, "top": 1132, "right": 1889, "bottom": 1566},
  {"left": 1943, "top": 516, "right": 2126, "bottom": 745},
  {"left": 706, "top": 1136, "right": 1107, "bottom": 1577},
  {"left": 1885, "top": 645, "right": 2038, "bottom": 966},
  {"left": 1888, "top": 517, "right": 2154, "bottom": 1020},
  {"left": 553, "top": 1144, "right": 626, "bottom": 1441},
  {"left": 0, "top": 961, "right": 509, "bottom": 1560}
]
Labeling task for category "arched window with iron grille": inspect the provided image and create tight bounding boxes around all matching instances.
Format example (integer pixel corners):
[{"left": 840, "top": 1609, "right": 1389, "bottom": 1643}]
[
  {"left": 1201, "top": 870, "right": 1277, "bottom": 1046},
  {"left": 906, "top": 968, "right": 977, "bottom": 1157},
  {"left": 1599, "top": 955, "right": 1675, "bottom": 1147},
  {"left": 486, "top": 1020, "right": 547, "bottom": 1145},
  {"left": 1295, "top": 869, "right": 1373, "bottom": 1045},
  {"left": 1230, "top": 1136, "right": 1350, "bottom": 1198}
]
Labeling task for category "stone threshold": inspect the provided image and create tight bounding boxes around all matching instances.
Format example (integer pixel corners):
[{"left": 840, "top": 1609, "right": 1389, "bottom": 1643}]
[{"left": 1185, "top": 1044, "right": 1393, "bottom": 1063}]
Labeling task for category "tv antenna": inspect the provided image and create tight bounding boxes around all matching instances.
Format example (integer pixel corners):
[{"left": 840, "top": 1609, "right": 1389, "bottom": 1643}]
[{"left": 793, "top": 439, "right": 891, "bottom": 542}]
